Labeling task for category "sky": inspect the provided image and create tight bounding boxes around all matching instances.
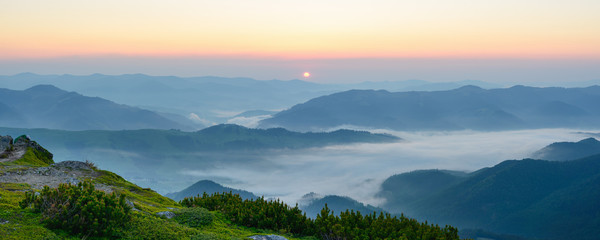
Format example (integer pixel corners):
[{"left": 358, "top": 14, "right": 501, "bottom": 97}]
[{"left": 1, "top": 0, "right": 600, "bottom": 83}]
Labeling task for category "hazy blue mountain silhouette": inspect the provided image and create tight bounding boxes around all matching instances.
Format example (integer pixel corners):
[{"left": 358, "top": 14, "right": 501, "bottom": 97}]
[
  {"left": 0, "top": 73, "right": 504, "bottom": 123},
  {"left": 300, "top": 195, "right": 386, "bottom": 219},
  {"left": 531, "top": 137, "right": 600, "bottom": 161},
  {"left": 165, "top": 180, "right": 257, "bottom": 201},
  {"left": 0, "top": 124, "right": 398, "bottom": 154},
  {"left": 0, "top": 85, "right": 190, "bottom": 130},
  {"left": 260, "top": 85, "right": 600, "bottom": 131}
]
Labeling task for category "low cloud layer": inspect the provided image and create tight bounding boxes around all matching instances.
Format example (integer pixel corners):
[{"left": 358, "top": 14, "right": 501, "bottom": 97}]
[
  {"left": 178, "top": 128, "right": 593, "bottom": 206},
  {"left": 48, "top": 128, "right": 595, "bottom": 207}
]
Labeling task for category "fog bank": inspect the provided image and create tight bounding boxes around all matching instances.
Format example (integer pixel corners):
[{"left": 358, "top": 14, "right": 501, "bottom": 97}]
[{"left": 178, "top": 128, "right": 594, "bottom": 206}]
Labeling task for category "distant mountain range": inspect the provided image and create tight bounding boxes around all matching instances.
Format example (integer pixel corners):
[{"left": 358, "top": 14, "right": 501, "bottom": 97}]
[
  {"left": 165, "top": 180, "right": 257, "bottom": 201},
  {"left": 0, "top": 124, "right": 399, "bottom": 154},
  {"left": 378, "top": 139, "right": 600, "bottom": 240},
  {"left": 0, "top": 85, "right": 199, "bottom": 130},
  {"left": 260, "top": 85, "right": 600, "bottom": 131},
  {"left": 0, "top": 73, "right": 505, "bottom": 124},
  {"left": 531, "top": 137, "right": 600, "bottom": 161},
  {"left": 299, "top": 194, "right": 386, "bottom": 219}
]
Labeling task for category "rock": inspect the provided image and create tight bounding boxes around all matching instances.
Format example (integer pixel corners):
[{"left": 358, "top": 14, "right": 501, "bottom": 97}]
[
  {"left": 247, "top": 235, "right": 289, "bottom": 240},
  {"left": 0, "top": 135, "right": 13, "bottom": 152},
  {"left": 156, "top": 211, "right": 176, "bottom": 219},
  {"left": 53, "top": 161, "right": 92, "bottom": 171},
  {"left": 66, "top": 177, "right": 79, "bottom": 185},
  {"left": 126, "top": 200, "right": 140, "bottom": 211},
  {"left": 14, "top": 135, "right": 53, "bottom": 161}
]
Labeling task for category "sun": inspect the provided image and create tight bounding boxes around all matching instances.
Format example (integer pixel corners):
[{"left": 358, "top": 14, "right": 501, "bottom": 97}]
[{"left": 303, "top": 72, "right": 311, "bottom": 78}]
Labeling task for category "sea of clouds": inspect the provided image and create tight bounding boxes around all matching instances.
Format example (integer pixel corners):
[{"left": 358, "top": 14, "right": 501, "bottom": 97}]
[{"left": 178, "top": 128, "right": 596, "bottom": 206}]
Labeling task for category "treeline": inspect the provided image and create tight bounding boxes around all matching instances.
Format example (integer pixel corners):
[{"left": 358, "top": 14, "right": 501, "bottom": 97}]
[{"left": 180, "top": 192, "right": 460, "bottom": 240}]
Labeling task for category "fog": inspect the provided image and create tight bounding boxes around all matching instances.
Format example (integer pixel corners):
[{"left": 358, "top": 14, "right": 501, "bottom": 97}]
[
  {"left": 173, "top": 128, "right": 594, "bottom": 206},
  {"left": 45, "top": 128, "right": 595, "bottom": 207}
]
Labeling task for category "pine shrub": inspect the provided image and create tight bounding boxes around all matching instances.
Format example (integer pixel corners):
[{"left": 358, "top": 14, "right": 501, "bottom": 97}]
[
  {"left": 20, "top": 181, "right": 131, "bottom": 238},
  {"left": 173, "top": 207, "right": 214, "bottom": 228}
]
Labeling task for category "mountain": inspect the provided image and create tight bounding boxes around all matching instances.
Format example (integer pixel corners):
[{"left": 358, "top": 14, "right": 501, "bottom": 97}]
[
  {"left": 531, "top": 137, "right": 600, "bottom": 161},
  {"left": 165, "top": 180, "right": 257, "bottom": 201},
  {"left": 0, "top": 124, "right": 399, "bottom": 154},
  {"left": 299, "top": 194, "right": 386, "bottom": 219},
  {"left": 260, "top": 85, "right": 600, "bottom": 131},
  {"left": 376, "top": 170, "right": 468, "bottom": 213},
  {"left": 383, "top": 155, "right": 600, "bottom": 240},
  {"left": 0, "top": 73, "right": 502, "bottom": 124},
  {"left": 0, "top": 85, "right": 196, "bottom": 130}
]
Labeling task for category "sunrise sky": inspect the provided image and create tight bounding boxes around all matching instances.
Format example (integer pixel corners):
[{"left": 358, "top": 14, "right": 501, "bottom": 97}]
[{"left": 1, "top": 0, "right": 599, "bottom": 83}]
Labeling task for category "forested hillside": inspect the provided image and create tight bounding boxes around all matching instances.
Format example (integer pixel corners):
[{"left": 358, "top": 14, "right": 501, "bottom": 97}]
[{"left": 381, "top": 155, "right": 600, "bottom": 240}]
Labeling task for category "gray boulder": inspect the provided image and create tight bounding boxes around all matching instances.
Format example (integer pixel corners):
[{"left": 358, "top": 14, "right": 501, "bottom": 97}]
[
  {"left": 0, "top": 135, "right": 13, "bottom": 152},
  {"left": 247, "top": 235, "right": 289, "bottom": 240},
  {"left": 156, "top": 211, "right": 176, "bottom": 219}
]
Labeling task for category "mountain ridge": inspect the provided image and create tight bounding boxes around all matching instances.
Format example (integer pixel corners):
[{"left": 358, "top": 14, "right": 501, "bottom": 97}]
[
  {"left": 531, "top": 137, "right": 600, "bottom": 161},
  {"left": 0, "top": 85, "right": 195, "bottom": 131},
  {"left": 260, "top": 86, "right": 600, "bottom": 131},
  {"left": 380, "top": 154, "right": 600, "bottom": 240},
  {"left": 165, "top": 180, "right": 257, "bottom": 201}
]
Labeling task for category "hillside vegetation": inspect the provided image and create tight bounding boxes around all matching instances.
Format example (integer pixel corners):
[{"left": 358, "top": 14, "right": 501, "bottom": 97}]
[{"left": 380, "top": 155, "right": 600, "bottom": 240}]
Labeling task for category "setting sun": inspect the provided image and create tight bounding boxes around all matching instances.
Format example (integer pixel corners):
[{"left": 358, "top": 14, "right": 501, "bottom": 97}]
[{"left": 303, "top": 72, "right": 311, "bottom": 78}]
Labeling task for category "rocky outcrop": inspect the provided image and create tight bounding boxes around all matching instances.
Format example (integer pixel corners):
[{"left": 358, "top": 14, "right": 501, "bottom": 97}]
[
  {"left": 0, "top": 135, "right": 53, "bottom": 163},
  {"left": 14, "top": 135, "right": 53, "bottom": 160},
  {"left": 0, "top": 160, "right": 111, "bottom": 192},
  {"left": 156, "top": 211, "right": 175, "bottom": 219},
  {"left": 247, "top": 235, "right": 289, "bottom": 240},
  {"left": 0, "top": 135, "right": 13, "bottom": 152}
]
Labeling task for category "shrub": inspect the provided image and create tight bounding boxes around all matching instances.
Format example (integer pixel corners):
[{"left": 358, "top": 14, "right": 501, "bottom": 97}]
[
  {"left": 173, "top": 207, "right": 214, "bottom": 228},
  {"left": 20, "top": 181, "right": 131, "bottom": 238}
]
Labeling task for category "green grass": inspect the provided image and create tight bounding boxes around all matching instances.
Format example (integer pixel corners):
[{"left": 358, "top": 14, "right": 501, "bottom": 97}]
[{"left": 93, "top": 169, "right": 180, "bottom": 213}]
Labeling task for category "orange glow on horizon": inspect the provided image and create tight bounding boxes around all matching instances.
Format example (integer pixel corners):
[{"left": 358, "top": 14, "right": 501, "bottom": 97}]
[{"left": 2, "top": 1, "right": 599, "bottom": 60}]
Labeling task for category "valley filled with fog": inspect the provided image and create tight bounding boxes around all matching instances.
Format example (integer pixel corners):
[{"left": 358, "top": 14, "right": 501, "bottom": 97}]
[{"left": 45, "top": 128, "right": 595, "bottom": 206}]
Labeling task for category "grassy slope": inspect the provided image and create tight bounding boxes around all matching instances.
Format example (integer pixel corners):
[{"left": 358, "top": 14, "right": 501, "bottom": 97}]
[{"left": 0, "top": 147, "right": 315, "bottom": 240}]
